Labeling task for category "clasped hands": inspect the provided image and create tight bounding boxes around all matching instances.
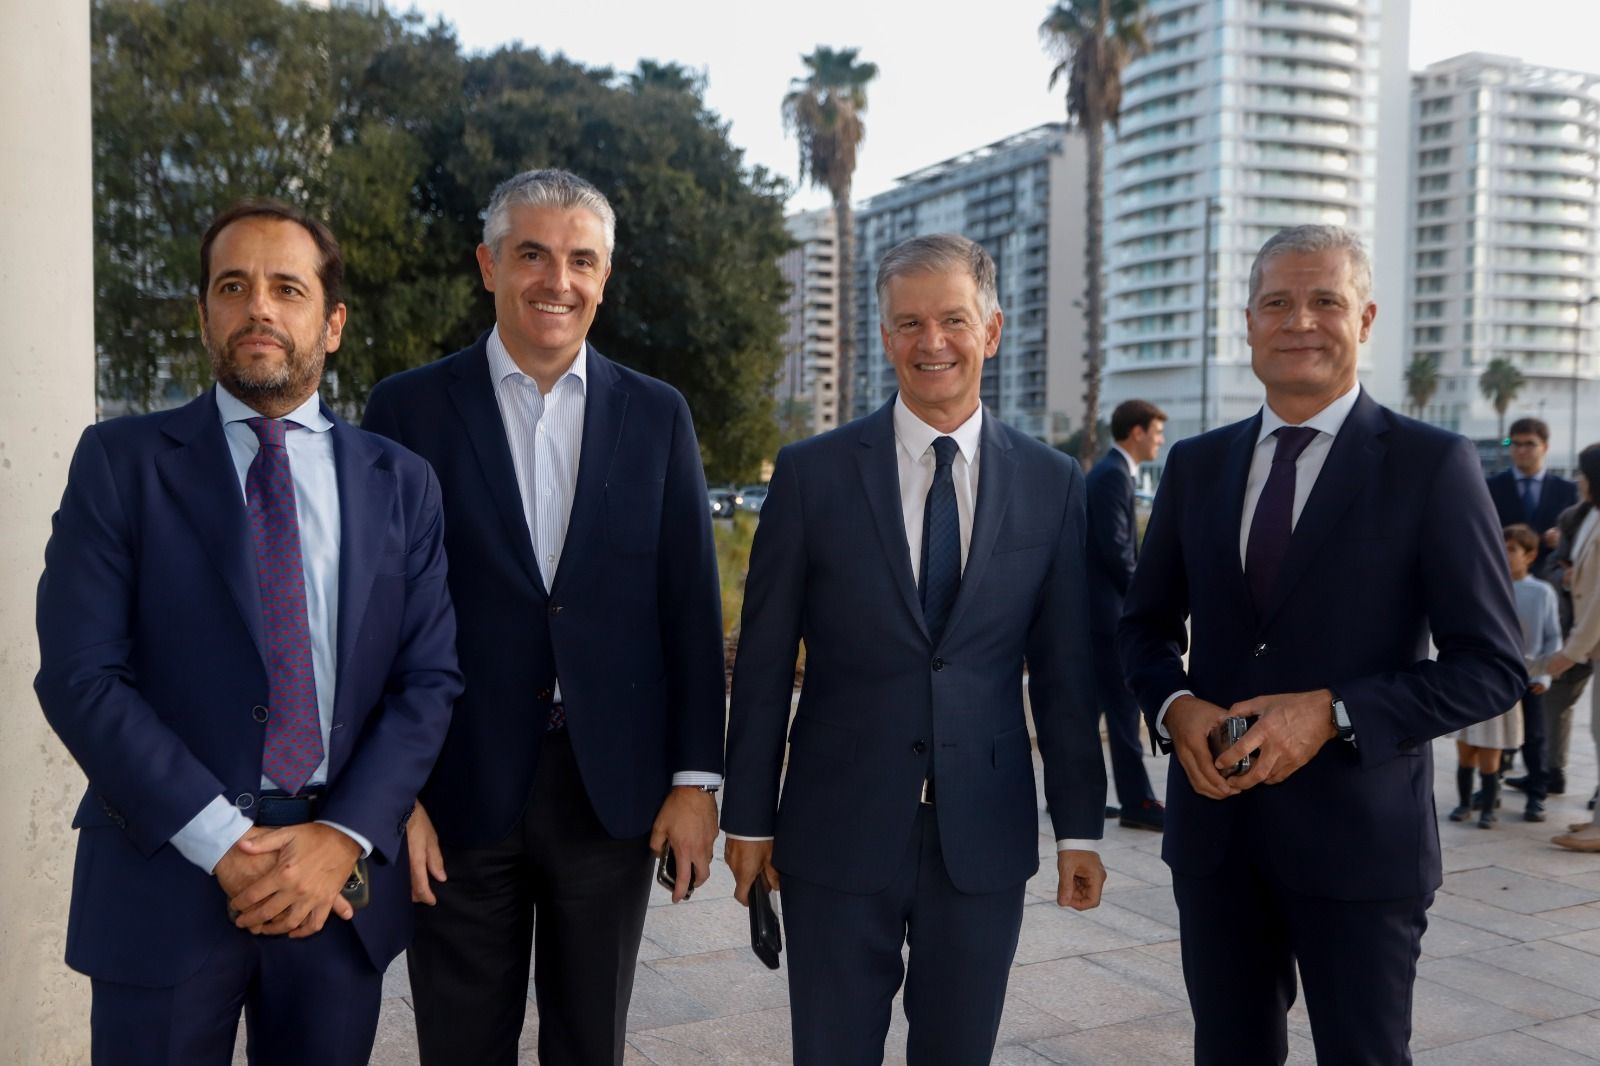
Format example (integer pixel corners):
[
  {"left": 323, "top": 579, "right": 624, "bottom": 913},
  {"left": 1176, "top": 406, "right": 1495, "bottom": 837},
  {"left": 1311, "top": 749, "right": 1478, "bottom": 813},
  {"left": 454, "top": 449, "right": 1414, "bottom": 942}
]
[
  {"left": 215, "top": 823, "right": 361, "bottom": 938},
  {"left": 1165, "top": 689, "right": 1338, "bottom": 800}
]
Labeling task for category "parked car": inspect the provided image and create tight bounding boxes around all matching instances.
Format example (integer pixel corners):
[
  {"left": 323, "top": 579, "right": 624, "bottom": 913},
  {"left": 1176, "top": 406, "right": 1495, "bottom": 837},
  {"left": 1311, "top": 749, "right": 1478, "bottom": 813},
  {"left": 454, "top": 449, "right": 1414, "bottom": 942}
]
[
  {"left": 709, "top": 487, "right": 743, "bottom": 519},
  {"left": 737, "top": 485, "right": 768, "bottom": 513}
]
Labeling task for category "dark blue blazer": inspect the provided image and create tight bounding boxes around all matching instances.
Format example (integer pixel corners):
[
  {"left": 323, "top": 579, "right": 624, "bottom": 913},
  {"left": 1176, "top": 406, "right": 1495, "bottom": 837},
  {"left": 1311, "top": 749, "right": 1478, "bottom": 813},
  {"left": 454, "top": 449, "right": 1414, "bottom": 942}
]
[
  {"left": 1119, "top": 392, "right": 1525, "bottom": 900},
  {"left": 1487, "top": 467, "right": 1577, "bottom": 567},
  {"left": 1085, "top": 450, "right": 1138, "bottom": 636},
  {"left": 722, "top": 401, "right": 1105, "bottom": 896},
  {"left": 361, "top": 333, "right": 725, "bottom": 848},
  {"left": 35, "top": 388, "right": 461, "bottom": 987}
]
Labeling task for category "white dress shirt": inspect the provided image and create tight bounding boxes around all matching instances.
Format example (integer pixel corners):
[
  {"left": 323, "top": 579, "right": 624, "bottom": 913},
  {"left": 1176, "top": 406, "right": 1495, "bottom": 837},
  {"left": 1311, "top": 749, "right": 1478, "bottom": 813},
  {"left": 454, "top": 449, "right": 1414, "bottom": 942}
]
[
  {"left": 487, "top": 328, "right": 719, "bottom": 789},
  {"left": 1157, "top": 382, "right": 1363, "bottom": 735},
  {"left": 1110, "top": 444, "right": 1140, "bottom": 481},
  {"left": 893, "top": 395, "right": 982, "bottom": 583},
  {"left": 170, "top": 386, "right": 371, "bottom": 874}
]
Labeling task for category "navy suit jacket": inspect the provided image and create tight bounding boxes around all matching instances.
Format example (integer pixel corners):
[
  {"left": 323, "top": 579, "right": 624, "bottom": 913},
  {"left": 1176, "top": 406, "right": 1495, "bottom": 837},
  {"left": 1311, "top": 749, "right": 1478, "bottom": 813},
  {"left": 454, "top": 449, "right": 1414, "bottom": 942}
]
[
  {"left": 361, "top": 333, "right": 725, "bottom": 848},
  {"left": 35, "top": 388, "right": 461, "bottom": 987},
  {"left": 1487, "top": 467, "right": 1577, "bottom": 568},
  {"left": 1119, "top": 391, "right": 1525, "bottom": 900},
  {"left": 722, "top": 401, "right": 1105, "bottom": 896},
  {"left": 1085, "top": 450, "right": 1138, "bottom": 637}
]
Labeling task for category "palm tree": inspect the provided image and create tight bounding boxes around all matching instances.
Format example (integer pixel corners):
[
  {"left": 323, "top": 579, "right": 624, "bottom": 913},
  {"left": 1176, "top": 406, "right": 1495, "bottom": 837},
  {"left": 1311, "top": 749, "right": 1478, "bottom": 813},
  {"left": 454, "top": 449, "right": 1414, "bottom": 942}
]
[
  {"left": 783, "top": 47, "right": 877, "bottom": 425},
  {"left": 1403, "top": 352, "right": 1440, "bottom": 418},
  {"left": 1042, "top": 0, "right": 1150, "bottom": 467},
  {"left": 1479, "top": 357, "right": 1526, "bottom": 443}
]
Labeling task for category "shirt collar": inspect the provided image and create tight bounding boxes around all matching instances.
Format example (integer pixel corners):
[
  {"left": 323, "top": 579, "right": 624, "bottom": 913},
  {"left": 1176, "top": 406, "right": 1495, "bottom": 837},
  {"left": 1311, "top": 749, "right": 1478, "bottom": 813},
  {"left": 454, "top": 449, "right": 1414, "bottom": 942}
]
[
  {"left": 488, "top": 325, "right": 588, "bottom": 394},
  {"left": 1111, "top": 444, "right": 1141, "bottom": 476},
  {"left": 1257, "top": 381, "right": 1361, "bottom": 446},
  {"left": 893, "top": 394, "right": 983, "bottom": 466},
  {"left": 215, "top": 383, "right": 331, "bottom": 433},
  {"left": 1518, "top": 469, "right": 1546, "bottom": 484}
]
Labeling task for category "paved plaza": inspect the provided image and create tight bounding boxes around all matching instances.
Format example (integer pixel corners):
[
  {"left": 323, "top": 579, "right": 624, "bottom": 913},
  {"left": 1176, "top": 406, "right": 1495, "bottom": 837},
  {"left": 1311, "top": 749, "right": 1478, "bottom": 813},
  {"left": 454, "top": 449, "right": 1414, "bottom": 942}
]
[{"left": 271, "top": 696, "right": 1600, "bottom": 1064}]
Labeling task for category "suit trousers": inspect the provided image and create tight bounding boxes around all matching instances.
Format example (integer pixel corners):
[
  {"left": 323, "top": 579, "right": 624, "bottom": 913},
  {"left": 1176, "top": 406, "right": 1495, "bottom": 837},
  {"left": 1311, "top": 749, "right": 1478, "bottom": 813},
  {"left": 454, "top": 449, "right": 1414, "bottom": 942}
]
[
  {"left": 1546, "top": 663, "right": 1593, "bottom": 772},
  {"left": 779, "top": 806, "right": 1026, "bottom": 1066},
  {"left": 1171, "top": 829, "right": 1431, "bottom": 1066},
  {"left": 408, "top": 729, "right": 654, "bottom": 1066},
  {"left": 1092, "top": 631, "right": 1155, "bottom": 807},
  {"left": 90, "top": 911, "right": 381, "bottom": 1066},
  {"left": 1519, "top": 688, "right": 1549, "bottom": 800}
]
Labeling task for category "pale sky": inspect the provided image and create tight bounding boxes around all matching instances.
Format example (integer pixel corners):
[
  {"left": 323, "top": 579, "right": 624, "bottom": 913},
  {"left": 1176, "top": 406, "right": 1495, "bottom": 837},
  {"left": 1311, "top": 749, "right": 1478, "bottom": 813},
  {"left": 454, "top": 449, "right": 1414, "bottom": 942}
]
[{"left": 402, "top": 0, "right": 1589, "bottom": 212}]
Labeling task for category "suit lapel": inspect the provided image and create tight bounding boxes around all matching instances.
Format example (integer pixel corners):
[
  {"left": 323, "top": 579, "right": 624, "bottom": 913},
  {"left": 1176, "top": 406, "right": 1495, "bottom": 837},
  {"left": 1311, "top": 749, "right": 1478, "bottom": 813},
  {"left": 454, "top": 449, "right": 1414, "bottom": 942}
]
[
  {"left": 154, "top": 389, "right": 268, "bottom": 664},
  {"left": 938, "top": 412, "right": 1014, "bottom": 645},
  {"left": 328, "top": 411, "right": 389, "bottom": 771},
  {"left": 855, "top": 401, "right": 928, "bottom": 641},
  {"left": 1216, "top": 414, "right": 1262, "bottom": 621},
  {"left": 552, "top": 347, "right": 627, "bottom": 597},
  {"left": 1262, "top": 391, "right": 1388, "bottom": 626},
  {"left": 446, "top": 336, "right": 546, "bottom": 595}
]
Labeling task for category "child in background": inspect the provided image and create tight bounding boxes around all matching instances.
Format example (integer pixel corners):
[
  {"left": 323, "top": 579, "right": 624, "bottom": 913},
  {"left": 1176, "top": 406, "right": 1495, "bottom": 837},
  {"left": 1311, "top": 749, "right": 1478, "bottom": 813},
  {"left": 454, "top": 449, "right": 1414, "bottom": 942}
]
[{"left": 1505, "top": 522, "right": 1564, "bottom": 822}]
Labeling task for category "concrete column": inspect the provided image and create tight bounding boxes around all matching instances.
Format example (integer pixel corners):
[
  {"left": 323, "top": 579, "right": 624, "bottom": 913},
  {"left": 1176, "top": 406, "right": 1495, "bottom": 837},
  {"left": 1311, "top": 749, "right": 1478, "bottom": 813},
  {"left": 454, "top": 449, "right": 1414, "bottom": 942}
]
[{"left": 0, "top": 2, "right": 96, "bottom": 1063}]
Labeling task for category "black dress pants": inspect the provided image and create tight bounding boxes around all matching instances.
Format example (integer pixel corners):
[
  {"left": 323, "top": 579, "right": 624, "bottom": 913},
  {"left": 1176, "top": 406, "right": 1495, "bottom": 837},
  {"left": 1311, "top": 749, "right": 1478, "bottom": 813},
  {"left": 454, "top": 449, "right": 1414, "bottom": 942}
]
[{"left": 408, "top": 730, "right": 654, "bottom": 1066}]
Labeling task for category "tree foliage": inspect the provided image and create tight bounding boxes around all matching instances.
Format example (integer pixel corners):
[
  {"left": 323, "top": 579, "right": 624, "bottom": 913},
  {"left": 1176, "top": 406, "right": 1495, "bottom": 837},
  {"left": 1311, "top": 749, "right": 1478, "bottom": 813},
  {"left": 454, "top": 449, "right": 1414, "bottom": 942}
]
[
  {"left": 1403, "top": 352, "right": 1440, "bottom": 417},
  {"left": 1479, "top": 357, "right": 1526, "bottom": 441},
  {"left": 92, "top": 0, "right": 791, "bottom": 482}
]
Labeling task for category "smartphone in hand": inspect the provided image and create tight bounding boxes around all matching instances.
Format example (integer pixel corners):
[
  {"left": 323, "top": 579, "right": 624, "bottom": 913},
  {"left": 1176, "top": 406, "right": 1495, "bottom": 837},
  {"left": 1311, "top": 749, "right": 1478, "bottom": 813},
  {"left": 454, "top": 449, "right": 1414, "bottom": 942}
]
[{"left": 655, "top": 844, "right": 694, "bottom": 900}]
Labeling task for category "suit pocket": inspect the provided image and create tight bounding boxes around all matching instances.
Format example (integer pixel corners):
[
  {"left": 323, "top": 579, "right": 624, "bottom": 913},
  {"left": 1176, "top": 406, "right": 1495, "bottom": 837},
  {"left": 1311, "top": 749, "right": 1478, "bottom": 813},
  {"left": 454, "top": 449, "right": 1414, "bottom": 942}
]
[
  {"left": 604, "top": 479, "right": 664, "bottom": 557},
  {"left": 788, "top": 716, "right": 860, "bottom": 765},
  {"left": 993, "top": 725, "right": 1034, "bottom": 767},
  {"left": 992, "top": 528, "right": 1052, "bottom": 555}
]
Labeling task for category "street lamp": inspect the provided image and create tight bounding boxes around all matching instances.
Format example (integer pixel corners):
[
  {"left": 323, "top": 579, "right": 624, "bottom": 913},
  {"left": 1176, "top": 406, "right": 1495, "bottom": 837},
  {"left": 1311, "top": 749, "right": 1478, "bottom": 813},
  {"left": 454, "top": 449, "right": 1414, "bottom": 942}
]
[
  {"left": 1197, "top": 197, "right": 1223, "bottom": 434},
  {"left": 1571, "top": 292, "right": 1598, "bottom": 475}
]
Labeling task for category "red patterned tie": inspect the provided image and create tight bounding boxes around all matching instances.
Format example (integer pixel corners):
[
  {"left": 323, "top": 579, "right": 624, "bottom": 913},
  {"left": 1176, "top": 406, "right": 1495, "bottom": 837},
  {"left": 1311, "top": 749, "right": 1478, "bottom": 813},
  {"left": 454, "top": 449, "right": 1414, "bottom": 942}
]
[{"left": 245, "top": 417, "right": 323, "bottom": 795}]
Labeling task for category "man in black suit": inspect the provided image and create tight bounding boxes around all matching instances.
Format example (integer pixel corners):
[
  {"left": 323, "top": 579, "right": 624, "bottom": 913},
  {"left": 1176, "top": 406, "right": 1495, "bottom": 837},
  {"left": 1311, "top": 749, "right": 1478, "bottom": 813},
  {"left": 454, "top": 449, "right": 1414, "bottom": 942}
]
[
  {"left": 362, "top": 169, "right": 726, "bottom": 1066},
  {"left": 1120, "top": 224, "right": 1525, "bottom": 1064},
  {"left": 1086, "top": 399, "right": 1167, "bottom": 830}
]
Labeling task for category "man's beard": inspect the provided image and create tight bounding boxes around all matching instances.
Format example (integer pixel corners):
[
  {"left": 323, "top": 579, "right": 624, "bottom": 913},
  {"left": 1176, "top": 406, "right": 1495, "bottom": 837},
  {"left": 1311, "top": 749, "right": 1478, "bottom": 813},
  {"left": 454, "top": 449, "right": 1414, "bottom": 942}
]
[{"left": 205, "top": 321, "right": 327, "bottom": 410}]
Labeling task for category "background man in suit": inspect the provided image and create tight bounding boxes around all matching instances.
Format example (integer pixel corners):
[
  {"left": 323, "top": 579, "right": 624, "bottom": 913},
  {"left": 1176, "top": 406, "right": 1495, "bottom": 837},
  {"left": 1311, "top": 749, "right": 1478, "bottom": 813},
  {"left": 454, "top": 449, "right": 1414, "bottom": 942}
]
[
  {"left": 35, "top": 200, "right": 461, "bottom": 1065},
  {"left": 361, "top": 169, "right": 726, "bottom": 1066},
  {"left": 1120, "top": 225, "right": 1525, "bottom": 1065},
  {"left": 1087, "top": 399, "right": 1167, "bottom": 831},
  {"left": 1488, "top": 418, "right": 1579, "bottom": 806},
  {"left": 723, "top": 234, "right": 1107, "bottom": 1066}
]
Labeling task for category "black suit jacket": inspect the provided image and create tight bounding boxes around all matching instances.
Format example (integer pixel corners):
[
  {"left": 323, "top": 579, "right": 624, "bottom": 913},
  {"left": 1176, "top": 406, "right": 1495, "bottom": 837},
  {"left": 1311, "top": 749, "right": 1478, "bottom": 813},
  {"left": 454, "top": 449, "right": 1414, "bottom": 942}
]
[
  {"left": 1119, "top": 391, "right": 1525, "bottom": 900},
  {"left": 362, "top": 333, "right": 726, "bottom": 848},
  {"left": 1085, "top": 449, "right": 1138, "bottom": 636},
  {"left": 1487, "top": 468, "right": 1577, "bottom": 567}
]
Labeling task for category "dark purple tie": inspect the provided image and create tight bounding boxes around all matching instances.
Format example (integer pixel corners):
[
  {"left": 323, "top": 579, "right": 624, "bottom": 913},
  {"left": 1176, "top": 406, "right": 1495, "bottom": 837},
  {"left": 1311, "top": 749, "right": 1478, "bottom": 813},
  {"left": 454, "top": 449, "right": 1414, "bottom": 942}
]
[
  {"left": 1244, "top": 426, "right": 1319, "bottom": 615},
  {"left": 920, "top": 436, "right": 961, "bottom": 644},
  {"left": 245, "top": 417, "right": 323, "bottom": 795}
]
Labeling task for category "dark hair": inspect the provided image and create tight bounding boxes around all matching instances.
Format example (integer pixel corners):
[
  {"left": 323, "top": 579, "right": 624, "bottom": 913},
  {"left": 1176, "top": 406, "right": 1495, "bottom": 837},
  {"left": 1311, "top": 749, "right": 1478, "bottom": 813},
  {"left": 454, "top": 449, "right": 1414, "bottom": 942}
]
[
  {"left": 198, "top": 198, "right": 344, "bottom": 317},
  {"left": 1111, "top": 399, "right": 1168, "bottom": 442},
  {"left": 1502, "top": 523, "right": 1539, "bottom": 554},
  {"left": 1579, "top": 443, "right": 1600, "bottom": 496},
  {"left": 1508, "top": 417, "right": 1550, "bottom": 443}
]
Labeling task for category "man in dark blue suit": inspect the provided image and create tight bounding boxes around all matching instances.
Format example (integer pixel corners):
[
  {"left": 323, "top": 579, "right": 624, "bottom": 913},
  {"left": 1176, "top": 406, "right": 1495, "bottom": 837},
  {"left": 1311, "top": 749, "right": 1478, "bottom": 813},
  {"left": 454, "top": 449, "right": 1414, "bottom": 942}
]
[
  {"left": 361, "top": 169, "right": 726, "bottom": 1066},
  {"left": 724, "top": 234, "right": 1107, "bottom": 1065},
  {"left": 1120, "top": 225, "right": 1525, "bottom": 1065},
  {"left": 1086, "top": 398, "right": 1167, "bottom": 830},
  {"left": 35, "top": 200, "right": 462, "bottom": 1065}
]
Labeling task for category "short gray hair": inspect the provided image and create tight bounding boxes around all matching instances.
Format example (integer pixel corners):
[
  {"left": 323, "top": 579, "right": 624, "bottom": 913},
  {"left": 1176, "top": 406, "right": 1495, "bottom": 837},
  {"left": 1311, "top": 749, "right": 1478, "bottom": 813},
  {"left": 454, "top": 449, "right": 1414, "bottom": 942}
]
[
  {"left": 482, "top": 168, "right": 617, "bottom": 260},
  {"left": 876, "top": 233, "right": 1000, "bottom": 325},
  {"left": 1247, "top": 224, "right": 1372, "bottom": 305}
]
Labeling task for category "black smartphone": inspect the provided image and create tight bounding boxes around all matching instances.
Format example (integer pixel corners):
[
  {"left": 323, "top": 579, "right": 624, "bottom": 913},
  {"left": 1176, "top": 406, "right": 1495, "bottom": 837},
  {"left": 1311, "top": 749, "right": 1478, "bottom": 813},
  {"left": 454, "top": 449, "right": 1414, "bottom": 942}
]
[
  {"left": 341, "top": 857, "right": 370, "bottom": 911},
  {"left": 749, "top": 877, "right": 782, "bottom": 970},
  {"left": 655, "top": 844, "right": 694, "bottom": 900},
  {"left": 1208, "top": 715, "right": 1256, "bottom": 778}
]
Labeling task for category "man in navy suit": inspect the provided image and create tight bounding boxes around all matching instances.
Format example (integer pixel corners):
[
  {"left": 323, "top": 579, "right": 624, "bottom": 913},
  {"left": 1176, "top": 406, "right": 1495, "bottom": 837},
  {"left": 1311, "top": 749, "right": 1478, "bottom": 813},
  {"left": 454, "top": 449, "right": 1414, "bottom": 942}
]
[
  {"left": 35, "top": 200, "right": 462, "bottom": 1065},
  {"left": 361, "top": 169, "right": 725, "bottom": 1066},
  {"left": 1086, "top": 399, "right": 1167, "bottom": 831},
  {"left": 724, "top": 234, "right": 1107, "bottom": 1065},
  {"left": 1120, "top": 225, "right": 1524, "bottom": 1065}
]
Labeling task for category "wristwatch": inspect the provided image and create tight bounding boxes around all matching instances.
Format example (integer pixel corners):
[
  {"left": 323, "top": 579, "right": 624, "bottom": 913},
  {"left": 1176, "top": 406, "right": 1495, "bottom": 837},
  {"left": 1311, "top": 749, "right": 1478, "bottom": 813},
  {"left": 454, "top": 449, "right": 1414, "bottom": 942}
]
[
  {"left": 1330, "top": 692, "right": 1356, "bottom": 745},
  {"left": 684, "top": 783, "right": 720, "bottom": 794}
]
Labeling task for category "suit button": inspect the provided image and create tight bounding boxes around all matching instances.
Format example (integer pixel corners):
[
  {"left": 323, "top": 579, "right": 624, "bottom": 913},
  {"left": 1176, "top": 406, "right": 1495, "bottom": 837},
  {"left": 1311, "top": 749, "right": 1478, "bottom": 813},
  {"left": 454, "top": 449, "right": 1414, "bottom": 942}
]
[
  {"left": 235, "top": 793, "right": 255, "bottom": 810},
  {"left": 251, "top": 705, "right": 269, "bottom": 723},
  {"left": 932, "top": 657, "right": 945, "bottom": 671},
  {"left": 536, "top": 688, "right": 552, "bottom": 702},
  {"left": 549, "top": 604, "right": 563, "bottom": 616},
  {"left": 912, "top": 740, "right": 927, "bottom": 754},
  {"left": 1253, "top": 643, "right": 1269, "bottom": 658}
]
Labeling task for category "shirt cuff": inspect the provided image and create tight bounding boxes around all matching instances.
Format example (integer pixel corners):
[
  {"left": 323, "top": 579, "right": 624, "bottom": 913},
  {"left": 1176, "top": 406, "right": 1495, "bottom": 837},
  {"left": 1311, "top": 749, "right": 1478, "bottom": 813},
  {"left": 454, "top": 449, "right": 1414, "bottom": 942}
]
[
  {"left": 316, "top": 820, "right": 373, "bottom": 859},
  {"left": 1056, "top": 838, "right": 1100, "bottom": 853},
  {"left": 724, "top": 833, "right": 773, "bottom": 842},
  {"left": 672, "top": 772, "right": 723, "bottom": 788},
  {"left": 1155, "top": 690, "right": 1194, "bottom": 740},
  {"left": 169, "top": 795, "right": 254, "bottom": 875},
  {"left": 1531, "top": 675, "right": 1552, "bottom": 691}
]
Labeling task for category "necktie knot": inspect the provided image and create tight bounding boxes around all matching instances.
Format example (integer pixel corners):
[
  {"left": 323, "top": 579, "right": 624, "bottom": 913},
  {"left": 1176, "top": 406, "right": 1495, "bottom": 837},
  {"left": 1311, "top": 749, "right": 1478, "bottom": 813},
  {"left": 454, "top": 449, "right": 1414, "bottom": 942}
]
[
  {"left": 245, "top": 416, "right": 300, "bottom": 449},
  {"left": 932, "top": 436, "right": 959, "bottom": 470},
  {"left": 1272, "top": 426, "right": 1317, "bottom": 465}
]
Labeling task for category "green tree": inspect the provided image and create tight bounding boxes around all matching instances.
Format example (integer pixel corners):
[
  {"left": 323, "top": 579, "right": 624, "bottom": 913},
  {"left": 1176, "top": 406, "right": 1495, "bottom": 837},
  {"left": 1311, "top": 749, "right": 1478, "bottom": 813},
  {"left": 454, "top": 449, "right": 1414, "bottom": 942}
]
[
  {"left": 1479, "top": 357, "right": 1526, "bottom": 443},
  {"left": 1404, "top": 352, "right": 1441, "bottom": 418},
  {"left": 783, "top": 46, "right": 878, "bottom": 424},
  {"left": 1041, "top": 0, "right": 1149, "bottom": 467}
]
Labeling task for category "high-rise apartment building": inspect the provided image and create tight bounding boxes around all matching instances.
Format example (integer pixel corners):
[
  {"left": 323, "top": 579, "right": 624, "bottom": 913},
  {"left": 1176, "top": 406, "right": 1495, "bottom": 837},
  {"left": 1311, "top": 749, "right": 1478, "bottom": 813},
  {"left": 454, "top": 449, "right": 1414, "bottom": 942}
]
[
  {"left": 776, "top": 207, "right": 841, "bottom": 438},
  {"left": 1407, "top": 53, "right": 1600, "bottom": 469},
  {"left": 847, "top": 124, "right": 1088, "bottom": 442},
  {"left": 1101, "top": 0, "right": 1411, "bottom": 440}
]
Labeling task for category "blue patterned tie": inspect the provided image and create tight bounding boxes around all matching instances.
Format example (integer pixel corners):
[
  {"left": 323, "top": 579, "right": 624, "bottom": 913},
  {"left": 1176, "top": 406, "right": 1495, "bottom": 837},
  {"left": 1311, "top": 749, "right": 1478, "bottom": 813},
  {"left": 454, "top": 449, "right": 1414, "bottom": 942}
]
[
  {"left": 1244, "top": 426, "right": 1318, "bottom": 616},
  {"left": 1520, "top": 477, "right": 1537, "bottom": 523},
  {"left": 920, "top": 436, "right": 961, "bottom": 644}
]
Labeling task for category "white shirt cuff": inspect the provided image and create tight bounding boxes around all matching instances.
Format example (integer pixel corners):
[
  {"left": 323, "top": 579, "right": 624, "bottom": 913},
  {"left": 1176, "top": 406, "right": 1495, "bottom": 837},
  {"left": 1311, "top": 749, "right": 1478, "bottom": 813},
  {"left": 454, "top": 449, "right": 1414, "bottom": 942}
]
[
  {"left": 169, "top": 794, "right": 254, "bottom": 875},
  {"left": 1056, "top": 838, "right": 1100, "bottom": 853},
  {"left": 724, "top": 833, "right": 773, "bottom": 842},
  {"left": 316, "top": 820, "right": 373, "bottom": 858},
  {"left": 1155, "top": 690, "right": 1193, "bottom": 740},
  {"left": 672, "top": 771, "right": 724, "bottom": 788}
]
